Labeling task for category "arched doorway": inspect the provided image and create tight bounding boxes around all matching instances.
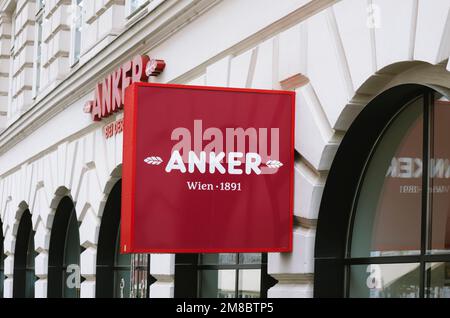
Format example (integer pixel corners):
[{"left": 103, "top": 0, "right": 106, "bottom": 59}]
[
  {"left": 13, "top": 210, "right": 36, "bottom": 298},
  {"left": 96, "top": 180, "right": 132, "bottom": 298},
  {"left": 48, "top": 196, "right": 80, "bottom": 298},
  {"left": 314, "top": 84, "right": 450, "bottom": 298}
]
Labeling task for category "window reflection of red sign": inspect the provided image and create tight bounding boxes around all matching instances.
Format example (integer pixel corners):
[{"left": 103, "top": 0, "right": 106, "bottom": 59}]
[
  {"left": 431, "top": 100, "right": 450, "bottom": 250},
  {"left": 373, "top": 98, "right": 450, "bottom": 253},
  {"left": 120, "top": 83, "right": 295, "bottom": 253},
  {"left": 373, "top": 111, "right": 423, "bottom": 253}
]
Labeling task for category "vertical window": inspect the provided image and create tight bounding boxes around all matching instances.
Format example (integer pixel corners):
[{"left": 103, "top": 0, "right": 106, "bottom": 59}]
[
  {"left": 199, "top": 254, "right": 263, "bottom": 298},
  {"left": 175, "top": 253, "right": 274, "bottom": 298},
  {"left": 97, "top": 181, "right": 132, "bottom": 298},
  {"left": 25, "top": 228, "right": 36, "bottom": 298},
  {"left": 37, "top": 0, "right": 45, "bottom": 11},
  {"left": 62, "top": 211, "right": 81, "bottom": 298},
  {"left": 129, "top": 254, "right": 149, "bottom": 298},
  {"left": 70, "top": 0, "right": 83, "bottom": 65},
  {"left": 113, "top": 228, "right": 132, "bottom": 298},
  {"left": 429, "top": 96, "right": 450, "bottom": 254},
  {"left": 33, "top": 6, "right": 44, "bottom": 97},
  {"left": 130, "top": 0, "right": 142, "bottom": 12},
  {"left": 127, "top": 0, "right": 149, "bottom": 17},
  {"left": 346, "top": 92, "right": 450, "bottom": 298},
  {"left": 350, "top": 97, "right": 424, "bottom": 258},
  {"left": 7, "top": 13, "right": 16, "bottom": 117},
  {"left": 96, "top": 180, "right": 154, "bottom": 298},
  {"left": 48, "top": 197, "right": 80, "bottom": 298},
  {"left": 13, "top": 210, "right": 36, "bottom": 298}
]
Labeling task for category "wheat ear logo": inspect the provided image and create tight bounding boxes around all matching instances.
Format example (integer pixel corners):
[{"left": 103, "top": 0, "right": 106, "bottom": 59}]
[
  {"left": 144, "top": 156, "right": 163, "bottom": 165},
  {"left": 266, "top": 160, "right": 283, "bottom": 168}
]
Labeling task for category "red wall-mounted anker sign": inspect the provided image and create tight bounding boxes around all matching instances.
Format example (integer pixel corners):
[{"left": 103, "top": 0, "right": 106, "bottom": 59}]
[
  {"left": 121, "top": 83, "right": 295, "bottom": 253},
  {"left": 84, "top": 55, "right": 166, "bottom": 121}
]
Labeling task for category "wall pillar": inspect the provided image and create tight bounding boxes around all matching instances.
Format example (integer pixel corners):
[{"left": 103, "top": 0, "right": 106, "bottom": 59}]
[{"left": 149, "top": 254, "right": 174, "bottom": 298}]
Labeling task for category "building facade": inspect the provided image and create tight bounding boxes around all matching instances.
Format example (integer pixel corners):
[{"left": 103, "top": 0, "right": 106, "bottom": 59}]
[{"left": 0, "top": 0, "right": 449, "bottom": 298}]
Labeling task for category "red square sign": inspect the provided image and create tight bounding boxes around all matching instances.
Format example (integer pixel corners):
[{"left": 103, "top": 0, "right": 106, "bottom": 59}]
[{"left": 121, "top": 83, "right": 295, "bottom": 253}]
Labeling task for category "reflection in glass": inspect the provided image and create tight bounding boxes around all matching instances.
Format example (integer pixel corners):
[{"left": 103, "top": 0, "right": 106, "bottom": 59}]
[
  {"left": 130, "top": 254, "right": 149, "bottom": 298},
  {"left": 197, "top": 253, "right": 264, "bottom": 298},
  {"left": 345, "top": 91, "right": 450, "bottom": 298},
  {"left": 201, "top": 254, "right": 237, "bottom": 265},
  {"left": 113, "top": 230, "right": 131, "bottom": 298},
  {"left": 239, "top": 254, "right": 262, "bottom": 264},
  {"left": 238, "top": 269, "right": 261, "bottom": 298},
  {"left": 130, "top": 0, "right": 146, "bottom": 13},
  {"left": 351, "top": 98, "right": 423, "bottom": 257},
  {"left": 25, "top": 230, "right": 36, "bottom": 298},
  {"left": 200, "top": 270, "right": 236, "bottom": 298},
  {"left": 426, "top": 262, "right": 450, "bottom": 298},
  {"left": 430, "top": 96, "right": 450, "bottom": 253},
  {"left": 73, "top": 0, "right": 83, "bottom": 63},
  {"left": 63, "top": 211, "right": 80, "bottom": 298},
  {"left": 349, "top": 263, "right": 420, "bottom": 298}
]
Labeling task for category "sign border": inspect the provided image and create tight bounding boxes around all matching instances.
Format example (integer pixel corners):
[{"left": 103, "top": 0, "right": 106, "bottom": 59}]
[{"left": 121, "top": 82, "right": 296, "bottom": 254}]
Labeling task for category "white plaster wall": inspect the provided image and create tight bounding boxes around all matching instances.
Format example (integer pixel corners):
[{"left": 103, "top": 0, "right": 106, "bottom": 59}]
[{"left": 0, "top": 0, "right": 449, "bottom": 298}]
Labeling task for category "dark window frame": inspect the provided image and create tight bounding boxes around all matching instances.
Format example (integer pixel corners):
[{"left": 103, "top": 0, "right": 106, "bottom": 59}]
[
  {"left": 314, "top": 84, "right": 450, "bottom": 298},
  {"left": 13, "top": 209, "right": 35, "bottom": 298},
  {"left": 96, "top": 179, "right": 155, "bottom": 298},
  {"left": 96, "top": 180, "right": 122, "bottom": 298},
  {"left": 174, "top": 253, "right": 276, "bottom": 298},
  {"left": 47, "top": 196, "right": 81, "bottom": 298}
]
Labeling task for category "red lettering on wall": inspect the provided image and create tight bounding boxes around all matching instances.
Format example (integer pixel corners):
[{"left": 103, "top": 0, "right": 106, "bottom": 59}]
[
  {"left": 132, "top": 55, "right": 149, "bottom": 83},
  {"left": 112, "top": 68, "right": 122, "bottom": 112},
  {"left": 85, "top": 55, "right": 165, "bottom": 122},
  {"left": 92, "top": 84, "right": 102, "bottom": 121},
  {"left": 121, "top": 60, "right": 132, "bottom": 104},
  {"left": 101, "top": 74, "right": 112, "bottom": 118}
]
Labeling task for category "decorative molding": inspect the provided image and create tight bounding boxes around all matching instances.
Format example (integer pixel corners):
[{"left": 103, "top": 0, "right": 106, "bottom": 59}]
[
  {"left": 0, "top": 0, "right": 221, "bottom": 158},
  {"left": 326, "top": 6, "right": 354, "bottom": 99},
  {"left": 173, "top": 0, "right": 336, "bottom": 85},
  {"left": 269, "top": 273, "right": 314, "bottom": 285}
]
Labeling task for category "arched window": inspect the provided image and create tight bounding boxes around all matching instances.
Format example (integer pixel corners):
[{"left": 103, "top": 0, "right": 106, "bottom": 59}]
[
  {"left": 0, "top": 221, "right": 4, "bottom": 298},
  {"left": 97, "top": 179, "right": 155, "bottom": 298},
  {"left": 48, "top": 196, "right": 81, "bottom": 298},
  {"left": 96, "top": 180, "right": 133, "bottom": 298},
  {"left": 13, "top": 210, "right": 36, "bottom": 298},
  {"left": 315, "top": 84, "right": 450, "bottom": 298}
]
